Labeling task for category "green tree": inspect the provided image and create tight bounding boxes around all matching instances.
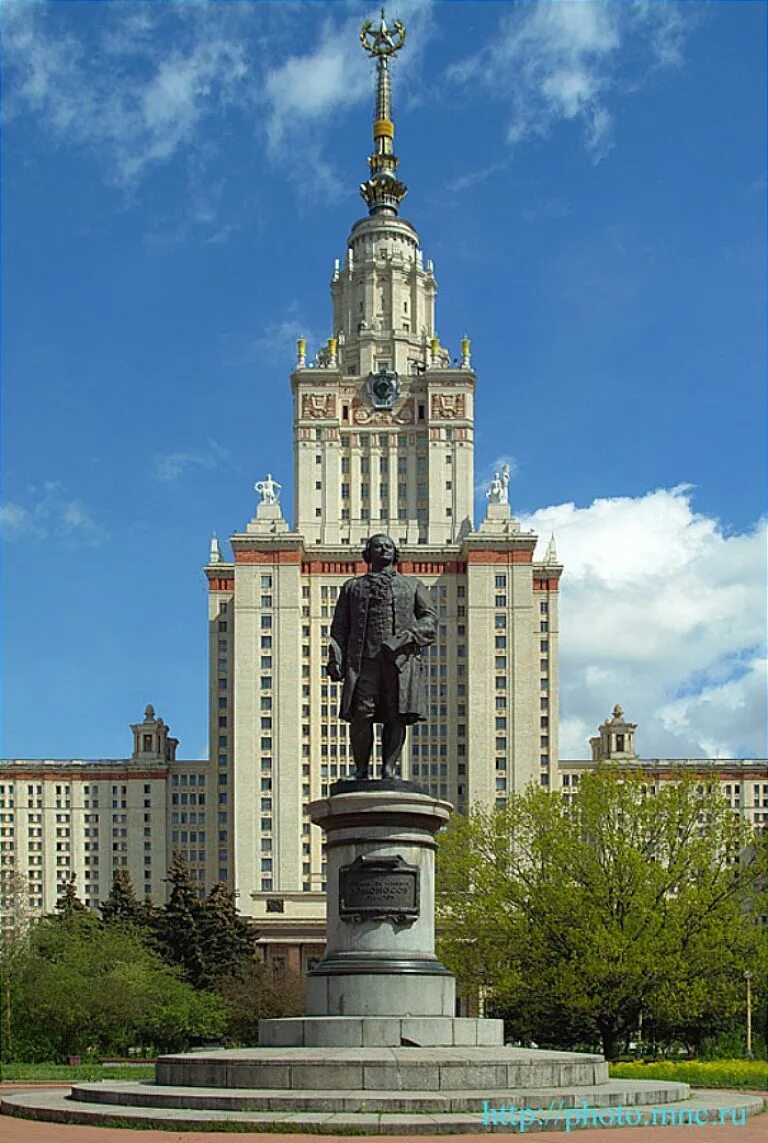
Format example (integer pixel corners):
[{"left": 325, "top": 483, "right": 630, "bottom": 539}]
[
  {"left": 54, "top": 873, "right": 87, "bottom": 920},
  {"left": 157, "top": 854, "right": 207, "bottom": 987},
  {"left": 100, "top": 869, "right": 146, "bottom": 928},
  {"left": 3, "top": 909, "right": 225, "bottom": 1062},
  {"left": 437, "top": 770, "right": 767, "bottom": 1059},
  {"left": 200, "top": 882, "right": 255, "bottom": 987},
  {"left": 0, "top": 866, "right": 32, "bottom": 1062},
  {"left": 218, "top": 961, "right": 304, "bottom": 1046}
]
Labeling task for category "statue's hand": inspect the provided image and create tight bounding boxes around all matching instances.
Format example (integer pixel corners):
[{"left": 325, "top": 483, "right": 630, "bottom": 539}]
[
  {"left": 326, "top": 660, "right": 343, "bottom": 682},
  {"left": 381, "top": 632, "right": 415, "bottom": 659}
]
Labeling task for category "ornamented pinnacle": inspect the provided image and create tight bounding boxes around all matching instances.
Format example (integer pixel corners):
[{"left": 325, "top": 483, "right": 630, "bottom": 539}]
[{"left": 359, "top": 10, "right": 407, "bottom": 216}]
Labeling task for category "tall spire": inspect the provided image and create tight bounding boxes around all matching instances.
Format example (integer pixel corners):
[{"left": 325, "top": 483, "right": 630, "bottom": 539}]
[{"left": 359, "top": 10, "right": 407, "bottom": 216}]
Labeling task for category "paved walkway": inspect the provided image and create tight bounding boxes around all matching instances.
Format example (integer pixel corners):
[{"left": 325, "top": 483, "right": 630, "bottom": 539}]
[{"left": 1, "top": 1086, "right": 765, "bottom": 1143}]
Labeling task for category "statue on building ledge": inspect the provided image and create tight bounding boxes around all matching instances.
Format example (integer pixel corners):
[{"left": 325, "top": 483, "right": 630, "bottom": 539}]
[
  {"left": 254, "top": 473, "right": 281, "bottom": 505},
  {"left": 486, "top": 463, "right": 510, "bottom": 505},
  {"left": 326, "top": 534, "right": 436, "bottom": 786}
]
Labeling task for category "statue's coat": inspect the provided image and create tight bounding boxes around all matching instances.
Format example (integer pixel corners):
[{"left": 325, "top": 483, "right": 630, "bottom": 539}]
[{"left": 329, "top": 574, "right": 437, "bottom": 724}]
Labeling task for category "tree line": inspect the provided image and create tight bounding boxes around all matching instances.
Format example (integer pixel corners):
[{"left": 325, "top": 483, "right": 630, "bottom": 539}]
[
  {"left": 2, "top": 770, "right": 765, "bottom": 1063},
  {"left": 0, "top": 856, "right": 302, "bottom": 1062},
  {"left": 436, "top": 769, "right": 768, "bottom": 1060}
]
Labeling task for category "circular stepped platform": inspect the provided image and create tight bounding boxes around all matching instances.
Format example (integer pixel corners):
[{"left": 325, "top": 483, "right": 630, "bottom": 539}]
[
  {"left": 2, "top": 1086, "right": 764, "bottom": 1134},
  {"left": 155, "top": 1046, "right": 609, "bottom": 1092},
  {"left": 68, "top": 1077, "right": 689, "bottom": 1113},
  {"left": 3, "top": 1044, "right": 764, "bottom": 1134}
]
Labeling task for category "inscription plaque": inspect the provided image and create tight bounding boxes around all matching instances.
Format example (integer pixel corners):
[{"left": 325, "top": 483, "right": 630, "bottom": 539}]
[{"left": 339, "top": 854, "right": 419, "bottom": 925}]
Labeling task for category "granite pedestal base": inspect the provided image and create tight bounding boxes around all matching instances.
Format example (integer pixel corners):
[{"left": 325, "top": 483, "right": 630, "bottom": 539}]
[
  {"left": 306, "top": 784, "right": 456, "bottom": 1017},
  {"left": 259, "top": 1015, "right": 503, "bottom": 1048}
]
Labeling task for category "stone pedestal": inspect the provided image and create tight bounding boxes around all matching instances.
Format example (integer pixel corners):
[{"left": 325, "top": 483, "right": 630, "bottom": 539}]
[{"left": 306, "top": 781, "right": 455, "bottom": 1017}]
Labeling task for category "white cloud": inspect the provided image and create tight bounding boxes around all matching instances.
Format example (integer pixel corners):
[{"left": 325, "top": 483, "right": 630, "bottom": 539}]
[
  {"left": 1, "top": 483, "right": 107, "bottom": 545},
  {"left": 449, "top": 0, "right": 691, "bottom": 162},
  {"left": 262, "top": 0, "right": 436, "bottom": 182},
  {"left": 2, "top": 2, "right": 249, "bottom": 187},
  {"left": 2, "top": 1, "right": 437, "bottom": 209},
  {"left": 249, "top": 302, "right": 320, "bottom": 368},
  {"left": 153, "top": 440, "right": 227, "bottom": 483},
  {"left": 520, "top": 486, "right": 767, "bottom": 760}
]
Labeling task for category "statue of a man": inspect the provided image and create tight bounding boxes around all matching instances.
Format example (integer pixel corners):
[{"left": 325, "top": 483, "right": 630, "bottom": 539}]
[
  {"left": 327, "top": 534, "right": 436, "bottom": 780},
  {"left": 254, "top": 473, "right": 281, "bottom": 505}
]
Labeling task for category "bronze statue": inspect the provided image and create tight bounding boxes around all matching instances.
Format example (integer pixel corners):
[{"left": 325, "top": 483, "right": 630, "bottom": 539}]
[{"left": 327, "top": 534, "right": 436, "bottom": 780}]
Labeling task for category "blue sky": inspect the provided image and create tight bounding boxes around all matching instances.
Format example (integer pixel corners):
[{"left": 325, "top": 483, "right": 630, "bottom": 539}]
[{"left": 2, "top": 0, "right": 765, "bottom": 762}]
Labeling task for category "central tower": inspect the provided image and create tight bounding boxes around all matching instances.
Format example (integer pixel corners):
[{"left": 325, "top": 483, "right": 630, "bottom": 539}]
[
  {"left": 294, "top": 13, "right": 474, "bottom": 549},
  {"left": 205, "top": 16, "right": 562, "bottom": 943}
]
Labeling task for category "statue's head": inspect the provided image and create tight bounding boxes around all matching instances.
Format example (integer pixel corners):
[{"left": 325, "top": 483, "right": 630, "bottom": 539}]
[{"left": 363, "top": 533, "right": 399, "bottom": 568}]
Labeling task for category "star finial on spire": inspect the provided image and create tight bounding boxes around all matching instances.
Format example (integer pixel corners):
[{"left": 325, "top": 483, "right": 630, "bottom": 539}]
[{"left": 359, "top": 11, "right": 407, "bottom": 216}]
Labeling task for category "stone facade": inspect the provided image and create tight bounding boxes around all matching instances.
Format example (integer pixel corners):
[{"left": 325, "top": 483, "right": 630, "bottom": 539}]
[
  {"left": 0, "top": 706, "right": 208, "bottom": 925},
  {"left": 559, "top": 707, "right": 768, "bottom": 840}
]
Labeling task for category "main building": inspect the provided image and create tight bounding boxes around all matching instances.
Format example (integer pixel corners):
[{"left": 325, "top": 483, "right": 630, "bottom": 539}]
[{"left": 203, "top": 16, "right": 562, "bottom": 932}]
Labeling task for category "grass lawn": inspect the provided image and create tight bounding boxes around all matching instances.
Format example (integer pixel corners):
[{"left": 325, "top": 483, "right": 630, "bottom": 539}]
[
  {"left": 609, "top": 1059, "right": 768, "bottom": 1090},
  {"left": 1, "top": 1062, "right": 156, "bottom": 1082}
]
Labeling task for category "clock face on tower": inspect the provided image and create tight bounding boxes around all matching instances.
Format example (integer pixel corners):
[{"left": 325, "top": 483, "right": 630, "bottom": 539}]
[{"left": 365, "top": 366, "right": 401, "bottom": 409}]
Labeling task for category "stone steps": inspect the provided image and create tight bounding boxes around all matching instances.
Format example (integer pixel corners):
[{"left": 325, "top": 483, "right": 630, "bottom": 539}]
[
  {"left": 156, "top": 1045, "right": 609, "bottom": 1091},
  {"left": 2, "top": 1087, "right": 764, "bottom": 1134},
  {"left": 68, "top": 1078, "right": 689, "bottom": 1113}
]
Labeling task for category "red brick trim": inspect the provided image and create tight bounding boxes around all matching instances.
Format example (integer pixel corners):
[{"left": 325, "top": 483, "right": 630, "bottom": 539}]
[
  {"left": 466, "top": 549, "right": 533, "bottom": 564},
  {"left": 234, "top": 550, "right": 302, "bottom": 564},
  {"left": 398, "top": 560, "right": 466, "bottom": 575},
  {"left": 6, "top": 769, "right": 169, "bottom": 781},
  {"left": 302, "top": 560, "right": 367, "bottom": 575},
  {"left": 208, "top": 577, "right": 235, "bottom": 591},
  {"left": 533, "top": 577, "right": 560, "bottom": 591}
]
